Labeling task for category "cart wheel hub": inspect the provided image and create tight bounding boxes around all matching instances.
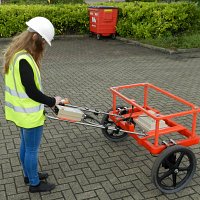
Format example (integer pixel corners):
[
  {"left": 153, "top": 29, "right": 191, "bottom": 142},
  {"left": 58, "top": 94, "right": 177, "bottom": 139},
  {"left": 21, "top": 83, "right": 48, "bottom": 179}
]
[{"left": 174, "top": 169, "right": 179, "bottom": 174}]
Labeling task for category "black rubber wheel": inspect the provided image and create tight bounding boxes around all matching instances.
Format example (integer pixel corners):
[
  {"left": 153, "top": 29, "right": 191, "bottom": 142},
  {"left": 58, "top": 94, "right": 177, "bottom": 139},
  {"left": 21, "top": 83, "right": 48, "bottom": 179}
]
[
  {"left": 152, "top": 145, "right": 196, "bottom": 194},
  {"left": 111, "top": 34, "right": 116, "bottom": 40},
  {"left": 101, "top": 106, "right": 128, "bottom": 142},
  {"left": 96, "top": 34, "right": 101, "bottom": 40}
]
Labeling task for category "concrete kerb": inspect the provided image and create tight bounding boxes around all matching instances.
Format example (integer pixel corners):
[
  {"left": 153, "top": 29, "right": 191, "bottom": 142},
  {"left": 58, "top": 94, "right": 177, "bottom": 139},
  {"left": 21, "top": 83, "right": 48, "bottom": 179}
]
[
  {"left": 54, "top": 35, "right": 200, "bottom": 54},
  {"left": 0, "top": 35, "right": 88, "bottom": 43},
  {"left": 54, "top": 34, "right": 88, "bottom": 40},
  {"left": 117, "top": 36, "right": 200, "bottom": 55},
  {"left": 1, "top": 34, "right": 200, "bottom": 54},
  {"left": 0, "top": 37, "right": 12, "bottom": 42}
]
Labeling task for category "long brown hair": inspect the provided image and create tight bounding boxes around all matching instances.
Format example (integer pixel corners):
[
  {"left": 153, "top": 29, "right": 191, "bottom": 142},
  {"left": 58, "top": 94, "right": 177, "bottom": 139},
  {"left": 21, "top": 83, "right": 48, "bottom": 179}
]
[{"left": 3, "top": 30, "right": 45, "bottom": 74}]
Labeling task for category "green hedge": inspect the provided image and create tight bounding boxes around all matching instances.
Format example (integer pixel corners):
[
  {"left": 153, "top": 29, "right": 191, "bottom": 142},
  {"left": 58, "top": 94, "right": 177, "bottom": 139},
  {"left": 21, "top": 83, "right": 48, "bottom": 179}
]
[
  {"left": 125, "top": 0, "right": 200, "bottom": 3},
  {"left": 0, "top": 4, "right": 89, "bottom": 37},
  {"left": 49, "top": 0, "right": 84, "bottom": 3},
  {"left": 2, "top": 0, "right": 84, "bottom": 4},
  {"left": 125, "top": 0, "right": 155, "bottom": 2},
  {"left": 116, "top": 2, "right": 200, "bottom": 39},
  {"left": 0, "top": 2, "right": 200, "bottom": 39}
]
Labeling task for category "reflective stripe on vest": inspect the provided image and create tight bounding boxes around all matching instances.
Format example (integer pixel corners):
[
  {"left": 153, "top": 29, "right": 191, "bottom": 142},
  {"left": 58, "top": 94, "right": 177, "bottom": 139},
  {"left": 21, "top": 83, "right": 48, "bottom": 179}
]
[
  {"left": 5, "top": 85, "right": 29, "bottom": 98},
  {"left": 5, "top": 101, "right": 44, "bottom": 113}
]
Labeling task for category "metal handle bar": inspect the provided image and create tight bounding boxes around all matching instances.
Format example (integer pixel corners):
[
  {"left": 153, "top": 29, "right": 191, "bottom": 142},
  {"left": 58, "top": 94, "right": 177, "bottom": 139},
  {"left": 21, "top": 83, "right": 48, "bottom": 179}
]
[
  {"left": 61, "top": 103, "right": 126, "bottom": 119},
  {"left": 46, "top": 115, "right": 146, "bottom": 137}
]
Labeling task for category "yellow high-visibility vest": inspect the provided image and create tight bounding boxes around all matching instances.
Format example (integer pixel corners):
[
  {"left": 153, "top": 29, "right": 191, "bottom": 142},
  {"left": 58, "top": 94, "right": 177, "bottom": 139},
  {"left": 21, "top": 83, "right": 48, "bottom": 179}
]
[{"left": 5, "top": 50, "right": 45, "bottom": 128}]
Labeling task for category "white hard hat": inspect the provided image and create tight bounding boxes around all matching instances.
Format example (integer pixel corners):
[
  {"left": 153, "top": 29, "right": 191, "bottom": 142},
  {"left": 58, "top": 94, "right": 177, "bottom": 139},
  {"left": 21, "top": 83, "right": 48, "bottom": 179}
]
[{"left": 26, "top": 16, "right": 55, "bottom": 46}]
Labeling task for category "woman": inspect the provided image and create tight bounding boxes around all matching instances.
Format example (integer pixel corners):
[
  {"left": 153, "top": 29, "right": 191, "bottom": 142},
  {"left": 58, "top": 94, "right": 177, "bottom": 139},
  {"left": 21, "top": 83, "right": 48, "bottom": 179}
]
[{"left": 3, "top": 17, "right": 61, "bottom": 193}]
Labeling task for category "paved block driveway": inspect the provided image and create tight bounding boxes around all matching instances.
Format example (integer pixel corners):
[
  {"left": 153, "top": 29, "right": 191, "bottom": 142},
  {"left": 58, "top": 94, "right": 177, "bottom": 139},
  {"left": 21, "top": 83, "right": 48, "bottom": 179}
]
[{"left": 0, "top": 36, "right": 200, "bottom": 200}]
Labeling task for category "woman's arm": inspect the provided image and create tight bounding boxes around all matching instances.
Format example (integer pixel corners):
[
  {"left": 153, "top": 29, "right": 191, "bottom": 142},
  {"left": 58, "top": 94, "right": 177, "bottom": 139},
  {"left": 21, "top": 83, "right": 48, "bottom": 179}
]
[{"left": 19, "top": 59, "right": 56, "bottom": 107}]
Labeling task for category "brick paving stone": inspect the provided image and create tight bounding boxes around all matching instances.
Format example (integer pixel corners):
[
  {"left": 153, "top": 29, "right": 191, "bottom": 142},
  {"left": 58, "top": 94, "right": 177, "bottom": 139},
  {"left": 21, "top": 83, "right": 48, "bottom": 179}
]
[
  {"left": 156, "top": 196, "right": 170, "bottom": 200},
  {"left": 1, "top": 37, "right": 200, "bottom": 199},
  {"left": 95, "top": 188, "right": 110, "bottom": 200},
  {"left": 128, "top": 190, "right": 145, "bottom": 200},
  {"left": 62, "top": 189, "right": 76, "bottom": 200},
  {"left": 176, "top": 186, "right": 196, "bottom": 197},
  {"left": 132, "top": 180, "right": 148, "bottom": 192},
  {"left": 101, "top": 180, "right": 115, "bottom": 193},
  {"left": 123, "top": 197, "right": 134, "bottom": 200},
  {"left": 114, "top": 182, "right": 133, "bottom": 190},
  {"left": 109, "top": 190, "right": 130, "bottom": 199},
  {"left": 41, "top": 192, "right": 64, "bottom": 200},
  {"left": 57, "top": 176, "right": 76, "bottom": 185},
  {"left": 82, "top": 183, "right": 102, "bottom": 192},
  {"left": 29, "top": 193, "right": 41, "bottom": 200},
  {"left": 69, "top": 181, "right": 83, "bottom": 194},
  {"left": 191, "top": 193, "right": 200, "bottom": 200},
  {"left": 7, "top": 193, "right": 30, "bottom": 200},
  {"left": 173, "top": 197, "right": 193, "bottom": 200},
  {"left": 75, "top": 191, "right": 97, "bottom": 200}
]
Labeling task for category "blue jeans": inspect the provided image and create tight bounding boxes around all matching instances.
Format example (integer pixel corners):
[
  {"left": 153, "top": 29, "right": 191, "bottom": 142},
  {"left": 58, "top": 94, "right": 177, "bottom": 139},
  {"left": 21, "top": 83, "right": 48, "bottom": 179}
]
[{"left": 20, "top": 126, "right": 43, "bottom": 186}]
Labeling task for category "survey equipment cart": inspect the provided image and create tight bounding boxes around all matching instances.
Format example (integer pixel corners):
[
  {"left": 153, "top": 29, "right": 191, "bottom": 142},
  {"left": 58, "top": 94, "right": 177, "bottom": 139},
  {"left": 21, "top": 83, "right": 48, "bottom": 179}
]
[{"left": 47, "top": 83, "right": 200, "bottom": 194}]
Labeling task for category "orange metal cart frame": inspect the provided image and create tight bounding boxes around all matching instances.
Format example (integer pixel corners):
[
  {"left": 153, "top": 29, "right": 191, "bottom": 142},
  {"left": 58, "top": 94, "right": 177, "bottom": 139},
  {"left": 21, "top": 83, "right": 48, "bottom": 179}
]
[{"left": 109, "top": 83, "right": 200, "bottom": 155}]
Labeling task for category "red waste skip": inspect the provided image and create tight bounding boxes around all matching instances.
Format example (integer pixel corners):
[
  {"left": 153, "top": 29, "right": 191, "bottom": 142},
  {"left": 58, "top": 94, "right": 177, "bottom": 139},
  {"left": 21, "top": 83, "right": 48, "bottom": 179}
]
[{"left": 88, "top": 6, "right": 118, "bottom": 40}]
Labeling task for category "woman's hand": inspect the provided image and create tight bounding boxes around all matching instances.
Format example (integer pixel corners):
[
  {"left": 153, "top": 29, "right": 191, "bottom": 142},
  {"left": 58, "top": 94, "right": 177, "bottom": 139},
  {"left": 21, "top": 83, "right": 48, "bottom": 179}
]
[
  {"left": 61, "top": 98, "right": 70, "bottom": 105},
  {"left": 54, "top": 96, "right": 62, "bottom": 105}
]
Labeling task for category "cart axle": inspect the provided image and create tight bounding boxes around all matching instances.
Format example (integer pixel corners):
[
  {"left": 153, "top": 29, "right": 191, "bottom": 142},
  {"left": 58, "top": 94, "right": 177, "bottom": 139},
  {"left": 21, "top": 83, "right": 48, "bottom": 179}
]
[{"left": 46, "top": 115, "right": 146, "bottom": 137}]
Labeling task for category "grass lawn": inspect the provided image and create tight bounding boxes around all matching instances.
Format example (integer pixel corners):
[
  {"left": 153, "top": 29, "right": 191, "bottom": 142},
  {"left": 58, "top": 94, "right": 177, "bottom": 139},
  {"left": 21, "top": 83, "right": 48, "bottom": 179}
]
[{"left": 139, "top": 32, "right": 200, "bottom": 50}]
